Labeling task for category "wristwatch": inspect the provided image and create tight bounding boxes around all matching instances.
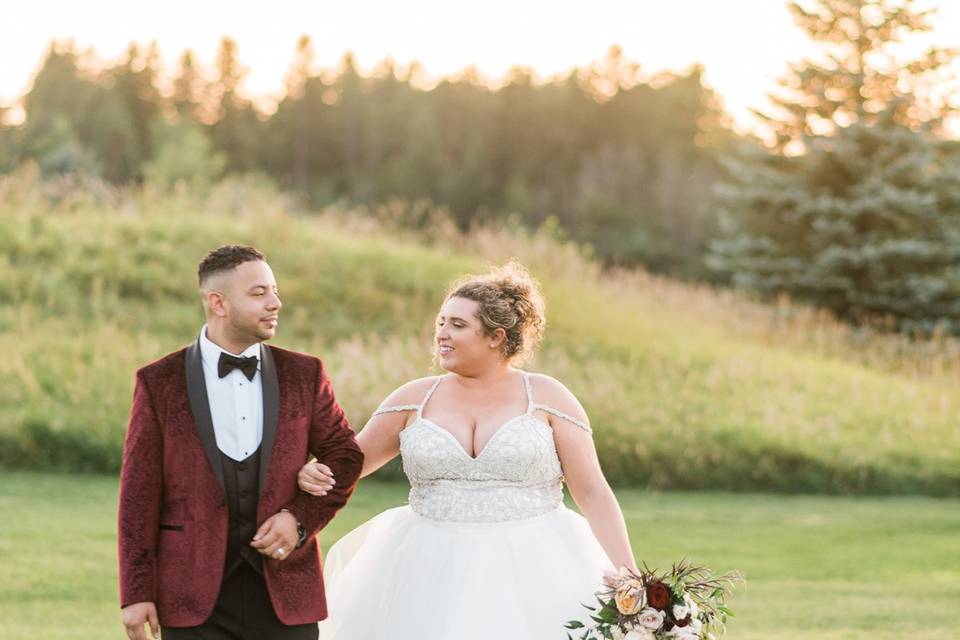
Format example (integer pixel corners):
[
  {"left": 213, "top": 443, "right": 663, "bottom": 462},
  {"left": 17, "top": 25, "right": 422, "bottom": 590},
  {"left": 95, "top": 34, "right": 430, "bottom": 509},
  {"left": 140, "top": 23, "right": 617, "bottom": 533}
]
[{"left": 280, "top": 508, "right": 308, "bottom": 548}]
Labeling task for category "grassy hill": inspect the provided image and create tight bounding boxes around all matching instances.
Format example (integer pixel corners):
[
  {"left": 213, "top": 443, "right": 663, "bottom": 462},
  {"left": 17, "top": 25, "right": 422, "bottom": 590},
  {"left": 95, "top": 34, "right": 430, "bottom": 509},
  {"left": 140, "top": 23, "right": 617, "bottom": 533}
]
[{"left": 2, "top": 169, "right": 959, "bottom": 494}]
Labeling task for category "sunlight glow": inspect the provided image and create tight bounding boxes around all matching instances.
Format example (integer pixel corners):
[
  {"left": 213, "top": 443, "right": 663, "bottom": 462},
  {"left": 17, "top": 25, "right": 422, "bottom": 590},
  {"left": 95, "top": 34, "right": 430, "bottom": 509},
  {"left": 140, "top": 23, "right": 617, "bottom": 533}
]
[{"left": 2, "top": 0, "right": 958, "bottom": 136}]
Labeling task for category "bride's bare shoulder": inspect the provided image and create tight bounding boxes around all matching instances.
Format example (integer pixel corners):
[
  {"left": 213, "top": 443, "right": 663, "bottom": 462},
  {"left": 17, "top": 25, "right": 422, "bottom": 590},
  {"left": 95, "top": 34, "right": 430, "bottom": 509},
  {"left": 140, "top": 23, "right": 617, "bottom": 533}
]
[
  {"left": 377, "top": 376, "right": 443, "bottom": 410},
  {"left": 527, "top": 372, "right": 575, "bottom": 402},
  {"left": 526, "top": 373, "right": 588, "bottom": 417}
]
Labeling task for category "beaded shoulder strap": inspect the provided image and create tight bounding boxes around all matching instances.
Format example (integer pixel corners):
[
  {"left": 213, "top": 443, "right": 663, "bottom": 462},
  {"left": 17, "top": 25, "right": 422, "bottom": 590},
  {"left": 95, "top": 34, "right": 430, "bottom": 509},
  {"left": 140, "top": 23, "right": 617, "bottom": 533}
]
[
  {"left": 533, "top": 405, "right": 593, "bottom": 433},
  {"left": 371, "top": 376, "right": 445, "bottom": 418},
  {"left": 371, "top": 404, "right": 419, "bottom": 416},
  {"left": 525, "top": 372, "right": 593, "bottom": 434},
  {"left": 522, "top": 372, "right": 534, "bottom": 412}
]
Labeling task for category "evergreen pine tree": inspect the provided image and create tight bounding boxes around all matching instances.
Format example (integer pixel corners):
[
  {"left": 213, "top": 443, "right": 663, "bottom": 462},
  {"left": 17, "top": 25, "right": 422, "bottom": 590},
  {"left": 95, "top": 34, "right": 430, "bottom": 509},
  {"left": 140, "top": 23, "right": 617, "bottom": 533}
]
[
  {"left": 172, "top": 50, "right": 205, "bottom": 122},
  {"left": 710, "top": 112, "right": 960, "bottom": 331},
  {"left": 209, "top": 37, "right": 262, "bottom": 173},
  {"left": 756, "top": 0, "right": 957, "bottom": 153},
  {"left": 711, "top": 0, "right": 960, "bottom": 331}
]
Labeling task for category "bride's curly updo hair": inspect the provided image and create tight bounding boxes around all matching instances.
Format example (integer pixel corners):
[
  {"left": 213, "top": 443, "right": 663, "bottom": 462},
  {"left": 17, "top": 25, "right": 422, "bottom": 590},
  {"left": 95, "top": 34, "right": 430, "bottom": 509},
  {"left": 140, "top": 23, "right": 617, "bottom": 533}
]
[{"left": 445, "top": 259, "right": 546, "bottom": 366}]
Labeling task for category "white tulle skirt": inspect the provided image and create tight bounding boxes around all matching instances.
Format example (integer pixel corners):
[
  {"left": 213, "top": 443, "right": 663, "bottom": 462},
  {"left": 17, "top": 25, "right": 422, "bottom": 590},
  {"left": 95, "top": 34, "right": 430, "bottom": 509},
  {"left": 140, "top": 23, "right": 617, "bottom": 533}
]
[{"left": 317, "top": 505, "right": 613, "bottom": 640}]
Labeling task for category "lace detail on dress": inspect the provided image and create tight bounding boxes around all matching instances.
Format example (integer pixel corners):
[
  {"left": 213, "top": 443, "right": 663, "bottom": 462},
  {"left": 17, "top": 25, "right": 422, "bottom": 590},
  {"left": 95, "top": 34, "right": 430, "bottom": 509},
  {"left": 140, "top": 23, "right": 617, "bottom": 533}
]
[
  {"left": 400, "top": 415, "right": 563, "bottom": 523},
  {"left": 396, "top": 373, "right": 570, "bottom": 523}
]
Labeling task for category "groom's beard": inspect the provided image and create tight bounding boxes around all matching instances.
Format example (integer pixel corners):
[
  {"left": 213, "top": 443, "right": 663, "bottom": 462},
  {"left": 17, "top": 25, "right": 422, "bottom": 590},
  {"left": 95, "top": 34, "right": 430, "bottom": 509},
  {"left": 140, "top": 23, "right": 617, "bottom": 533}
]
[{"left": 228, "top": 314, "right": 277, "bottom": 344}]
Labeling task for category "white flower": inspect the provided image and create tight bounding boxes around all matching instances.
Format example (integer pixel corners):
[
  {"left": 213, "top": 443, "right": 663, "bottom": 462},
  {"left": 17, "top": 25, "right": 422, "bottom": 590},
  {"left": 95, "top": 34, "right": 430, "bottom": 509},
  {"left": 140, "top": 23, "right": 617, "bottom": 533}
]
[
  {"left": 672, "top": 604, "right": 690, "bottom": 620},
  {"left": 637, "top": 607, "right": 665, "bottom": 630},
  {"left": 688, "top": 618, "right": 703, "bottom": 634},
  {"left": 624, "top": 629, "right": 656, "bottom": 640},
  {"left": 684, "top": 594, "right": 699, "bottom": 618},
  {"left": 610, "top": 627, "right": 626, "bottom": 640},
  {"left": 666, "top": 624, "right": 701, "bottom": 639}
]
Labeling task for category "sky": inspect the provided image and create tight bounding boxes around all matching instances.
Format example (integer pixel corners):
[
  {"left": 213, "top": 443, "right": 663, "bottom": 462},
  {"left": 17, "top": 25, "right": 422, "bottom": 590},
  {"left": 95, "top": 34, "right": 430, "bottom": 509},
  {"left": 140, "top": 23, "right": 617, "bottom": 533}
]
[{"left": 2, "top": 0, "right": 959, "bottom": 136}]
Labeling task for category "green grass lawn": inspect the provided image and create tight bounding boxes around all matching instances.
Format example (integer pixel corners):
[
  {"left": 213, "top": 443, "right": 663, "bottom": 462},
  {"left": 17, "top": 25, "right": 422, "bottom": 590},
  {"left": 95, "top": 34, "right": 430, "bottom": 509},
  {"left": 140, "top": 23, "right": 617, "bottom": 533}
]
[{"left": 1, "top": 470, "right": 957, "bottom": 639}]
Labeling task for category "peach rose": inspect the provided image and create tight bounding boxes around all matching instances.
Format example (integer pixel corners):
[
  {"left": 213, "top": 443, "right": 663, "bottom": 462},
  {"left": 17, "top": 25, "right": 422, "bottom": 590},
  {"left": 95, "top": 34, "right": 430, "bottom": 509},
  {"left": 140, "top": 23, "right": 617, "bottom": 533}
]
[{"left": 614, "top": 579, "right": 646, "bottom": 615}]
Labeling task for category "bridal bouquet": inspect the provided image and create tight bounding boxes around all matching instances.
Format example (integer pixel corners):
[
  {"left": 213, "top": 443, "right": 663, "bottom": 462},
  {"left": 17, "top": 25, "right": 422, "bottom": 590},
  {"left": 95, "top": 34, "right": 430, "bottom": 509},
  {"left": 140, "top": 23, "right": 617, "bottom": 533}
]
[{"left": 564, "top": 560, "right": 744, "bottom": 640}]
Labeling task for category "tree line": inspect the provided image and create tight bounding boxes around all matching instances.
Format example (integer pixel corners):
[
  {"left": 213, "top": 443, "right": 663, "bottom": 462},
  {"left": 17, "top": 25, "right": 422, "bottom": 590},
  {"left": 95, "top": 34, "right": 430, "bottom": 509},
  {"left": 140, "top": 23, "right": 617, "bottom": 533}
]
[
  {"left": 0, "top": 39, "right": 728, "bottom": 278},
  {"left": 2, "top": 0, "right": 959, "bottom": 332}
]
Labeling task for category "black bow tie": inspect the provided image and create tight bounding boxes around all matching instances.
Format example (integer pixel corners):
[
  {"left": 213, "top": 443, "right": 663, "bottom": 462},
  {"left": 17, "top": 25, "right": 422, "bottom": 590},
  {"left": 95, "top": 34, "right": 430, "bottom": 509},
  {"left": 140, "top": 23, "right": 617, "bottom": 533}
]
[{"left": 218, "top": 352, "right": 258, "bottom": 381}]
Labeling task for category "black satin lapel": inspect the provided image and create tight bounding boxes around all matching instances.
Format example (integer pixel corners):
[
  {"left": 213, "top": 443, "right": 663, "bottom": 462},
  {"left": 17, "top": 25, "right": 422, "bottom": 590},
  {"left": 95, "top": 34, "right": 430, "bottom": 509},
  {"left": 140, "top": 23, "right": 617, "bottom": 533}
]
[
  {"left": 186, "top": 339, "right": 225, "bottom": 493},
  {"left": 258, "top": 344, "right": 280, "bottom": 496}
]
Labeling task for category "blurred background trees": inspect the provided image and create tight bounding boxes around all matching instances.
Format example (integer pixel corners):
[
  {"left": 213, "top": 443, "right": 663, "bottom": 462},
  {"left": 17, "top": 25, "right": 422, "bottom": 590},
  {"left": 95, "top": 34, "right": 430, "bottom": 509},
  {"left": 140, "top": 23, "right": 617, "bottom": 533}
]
[
  {"left": 709, "top": 113, "right": 960, "bottom": 332},
  {"left": 710, "top": 0, "right": 960, "bottom": 331},
  {"left": 754, "top": 0, "right": 958, "bottom": 153},
  {"left": 1, "top": 0, "right": 958, "bottom": 332},
  {"left": 1, "top": 39, "right": 727, "bottom": 279}
]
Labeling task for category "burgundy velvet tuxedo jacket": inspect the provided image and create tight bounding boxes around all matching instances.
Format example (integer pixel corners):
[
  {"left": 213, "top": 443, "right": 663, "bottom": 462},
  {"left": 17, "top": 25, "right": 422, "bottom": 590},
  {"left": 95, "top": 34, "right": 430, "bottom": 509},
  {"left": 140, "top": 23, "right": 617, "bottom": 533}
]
[{"left": 118, "top": 340, "right": 364, "bottom": 626}]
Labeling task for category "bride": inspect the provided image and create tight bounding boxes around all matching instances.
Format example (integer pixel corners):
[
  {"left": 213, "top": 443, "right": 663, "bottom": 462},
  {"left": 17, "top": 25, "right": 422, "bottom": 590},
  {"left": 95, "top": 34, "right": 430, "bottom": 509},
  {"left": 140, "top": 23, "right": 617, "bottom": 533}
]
[{"left": 298, "top": 261, "right": 639, "bottom": 639}]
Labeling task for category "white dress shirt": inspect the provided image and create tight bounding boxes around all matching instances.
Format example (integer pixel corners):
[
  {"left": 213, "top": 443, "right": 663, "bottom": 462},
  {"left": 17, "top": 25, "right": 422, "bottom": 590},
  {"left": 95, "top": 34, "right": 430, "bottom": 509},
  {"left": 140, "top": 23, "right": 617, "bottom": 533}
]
[{"left": 199, "top": 325, "right": 264, "bottom": 461}]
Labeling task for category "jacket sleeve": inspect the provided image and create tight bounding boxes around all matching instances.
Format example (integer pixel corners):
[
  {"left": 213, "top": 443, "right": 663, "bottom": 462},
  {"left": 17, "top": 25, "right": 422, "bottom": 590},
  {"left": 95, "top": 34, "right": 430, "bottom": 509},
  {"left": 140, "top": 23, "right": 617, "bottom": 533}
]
[
  {"left": 282, "top": 358, "right": 364, "bottom": 537},
  {"left": 117, "top": 369, "right": 164, "bottom": 608}
]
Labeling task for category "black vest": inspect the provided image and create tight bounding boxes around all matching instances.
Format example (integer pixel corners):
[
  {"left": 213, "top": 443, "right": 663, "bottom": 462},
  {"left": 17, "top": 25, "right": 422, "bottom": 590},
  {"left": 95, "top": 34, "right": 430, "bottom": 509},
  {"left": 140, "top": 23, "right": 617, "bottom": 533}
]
[{"left": 221, "top": 447, "right": 263, "bottom": 576}]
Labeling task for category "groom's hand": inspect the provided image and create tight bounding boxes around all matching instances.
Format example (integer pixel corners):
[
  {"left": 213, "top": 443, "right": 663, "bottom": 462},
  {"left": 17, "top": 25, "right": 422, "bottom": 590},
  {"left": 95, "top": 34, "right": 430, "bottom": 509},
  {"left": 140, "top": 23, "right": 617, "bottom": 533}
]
[
  {"left": 250, "top": 511, "right": 299, "bottom": 561},
  {"left": 121, "top": 601, "right": 159, "bottom": 640}
]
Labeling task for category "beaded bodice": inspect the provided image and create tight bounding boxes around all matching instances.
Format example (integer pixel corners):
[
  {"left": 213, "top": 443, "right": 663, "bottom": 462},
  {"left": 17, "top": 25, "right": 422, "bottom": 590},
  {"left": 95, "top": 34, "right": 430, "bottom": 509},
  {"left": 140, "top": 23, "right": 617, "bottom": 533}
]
[{"left": 374, "top": 373, "right": 591, "bottom": 523}]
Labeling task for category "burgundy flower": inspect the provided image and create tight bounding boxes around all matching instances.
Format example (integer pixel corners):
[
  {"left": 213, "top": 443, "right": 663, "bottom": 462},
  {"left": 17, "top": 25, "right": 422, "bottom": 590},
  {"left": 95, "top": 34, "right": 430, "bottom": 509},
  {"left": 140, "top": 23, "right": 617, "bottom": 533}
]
[{"left": 646, "top": 581, "right": 672, "bottom": 610}]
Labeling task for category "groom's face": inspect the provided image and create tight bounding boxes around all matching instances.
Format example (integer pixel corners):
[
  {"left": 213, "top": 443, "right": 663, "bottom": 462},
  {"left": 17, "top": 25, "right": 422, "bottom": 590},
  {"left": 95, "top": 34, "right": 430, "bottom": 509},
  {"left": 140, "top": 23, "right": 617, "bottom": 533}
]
[{"left": 218, "top": 260, "right": 282, "bottom": 342}]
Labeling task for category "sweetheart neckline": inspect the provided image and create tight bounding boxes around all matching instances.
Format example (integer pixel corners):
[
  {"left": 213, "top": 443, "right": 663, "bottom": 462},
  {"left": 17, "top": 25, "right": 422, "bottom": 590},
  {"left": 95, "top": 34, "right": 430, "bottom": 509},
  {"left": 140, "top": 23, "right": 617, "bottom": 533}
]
[{"left": 405, "top": 414, "right": 552, "bottom": 461}]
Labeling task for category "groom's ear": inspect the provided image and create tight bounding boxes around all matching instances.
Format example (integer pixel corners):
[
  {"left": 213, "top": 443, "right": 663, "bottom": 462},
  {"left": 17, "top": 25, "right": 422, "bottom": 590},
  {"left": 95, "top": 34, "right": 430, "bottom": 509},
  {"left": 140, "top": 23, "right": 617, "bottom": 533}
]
[
  {"left": 204, "top": 290, "right": 228, "bottom": 317},
  {"left": 200, "top": 272, "right": 231, "bottom": 317},
  {"left": 200, "top": 286, "right": 228, "bottom": 318}
]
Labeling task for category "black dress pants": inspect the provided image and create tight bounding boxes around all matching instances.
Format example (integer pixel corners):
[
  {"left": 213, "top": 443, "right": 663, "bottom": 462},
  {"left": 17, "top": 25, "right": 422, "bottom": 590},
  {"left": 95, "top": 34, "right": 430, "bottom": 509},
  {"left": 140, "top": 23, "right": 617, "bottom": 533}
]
[{"left": 161, "top": 563, "right": 318, "bottom": 640}]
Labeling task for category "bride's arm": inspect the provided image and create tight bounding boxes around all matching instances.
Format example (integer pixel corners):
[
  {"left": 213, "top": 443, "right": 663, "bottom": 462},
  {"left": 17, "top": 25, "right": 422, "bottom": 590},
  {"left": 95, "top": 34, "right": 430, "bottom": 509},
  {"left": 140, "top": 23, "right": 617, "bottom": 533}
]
[
  {"left": 535, "top": 375, "right": 639, "bottom": 573},
  {"left": 299, "top": 411, "right": 406, "bottom": 493},
  {"left": 298, "top": 377, "right": 438, "bottom": 493},
  {"left": 355, "top": 411, "right": 408, "bottom": 478}
]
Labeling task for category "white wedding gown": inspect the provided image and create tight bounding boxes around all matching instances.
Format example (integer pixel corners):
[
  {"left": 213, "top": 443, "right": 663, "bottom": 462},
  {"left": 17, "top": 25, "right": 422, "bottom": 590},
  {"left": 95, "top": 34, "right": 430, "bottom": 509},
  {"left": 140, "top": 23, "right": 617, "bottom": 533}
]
[{"left": 318, "top": 373, "right": 613, "bottom": 640}]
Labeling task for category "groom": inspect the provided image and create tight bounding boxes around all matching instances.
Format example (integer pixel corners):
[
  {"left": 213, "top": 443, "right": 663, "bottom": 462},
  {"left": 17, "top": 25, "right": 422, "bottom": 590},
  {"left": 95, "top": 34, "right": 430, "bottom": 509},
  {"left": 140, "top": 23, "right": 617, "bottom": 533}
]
[{"left": 118, "top": 245, "right": 362, "bottom": 640}]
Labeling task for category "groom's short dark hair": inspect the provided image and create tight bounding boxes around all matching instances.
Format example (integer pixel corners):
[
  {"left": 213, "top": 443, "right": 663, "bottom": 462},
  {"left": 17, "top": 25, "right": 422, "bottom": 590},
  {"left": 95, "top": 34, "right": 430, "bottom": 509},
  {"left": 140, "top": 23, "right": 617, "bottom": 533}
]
[{"left": 198, "top": 245, "right": 266, "bottom": 286}]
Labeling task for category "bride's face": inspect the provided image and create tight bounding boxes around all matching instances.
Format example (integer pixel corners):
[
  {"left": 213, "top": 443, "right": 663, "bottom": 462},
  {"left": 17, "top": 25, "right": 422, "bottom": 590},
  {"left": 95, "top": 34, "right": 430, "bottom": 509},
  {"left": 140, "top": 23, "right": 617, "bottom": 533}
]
[{"left": 434, "top": 296, "right": 502, "bottom": 372}]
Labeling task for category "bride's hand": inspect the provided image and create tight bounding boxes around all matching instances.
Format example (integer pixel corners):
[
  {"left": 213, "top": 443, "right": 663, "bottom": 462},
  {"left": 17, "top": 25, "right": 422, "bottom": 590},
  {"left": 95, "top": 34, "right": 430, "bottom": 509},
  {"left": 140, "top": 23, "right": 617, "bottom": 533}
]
[{"left": 298, "top": 461, "right": 336, "bottom": 496}]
